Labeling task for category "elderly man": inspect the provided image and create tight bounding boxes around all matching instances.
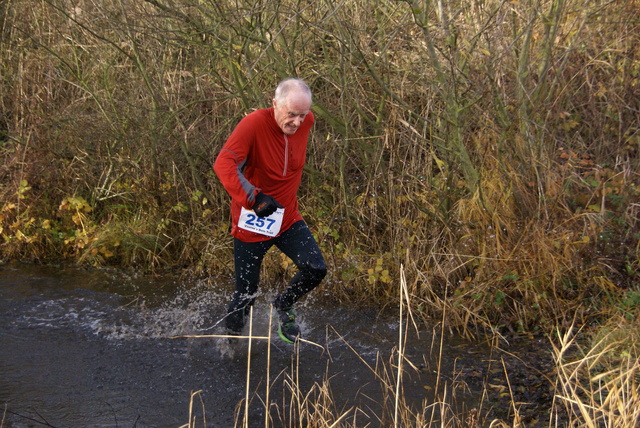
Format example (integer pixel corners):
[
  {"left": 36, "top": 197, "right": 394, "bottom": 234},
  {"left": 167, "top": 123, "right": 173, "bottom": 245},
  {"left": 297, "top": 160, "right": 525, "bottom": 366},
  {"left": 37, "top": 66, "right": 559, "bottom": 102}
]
[{"left": 213, "top": 78, "right": 327, "bottom": 343}]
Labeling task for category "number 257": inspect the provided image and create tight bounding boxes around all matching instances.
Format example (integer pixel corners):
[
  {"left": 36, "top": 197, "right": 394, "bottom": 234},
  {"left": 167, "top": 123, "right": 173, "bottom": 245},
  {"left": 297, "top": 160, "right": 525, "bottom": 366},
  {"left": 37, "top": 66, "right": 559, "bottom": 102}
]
[{"left": 246, "top": 214, "right": 276, "bottom": 230}]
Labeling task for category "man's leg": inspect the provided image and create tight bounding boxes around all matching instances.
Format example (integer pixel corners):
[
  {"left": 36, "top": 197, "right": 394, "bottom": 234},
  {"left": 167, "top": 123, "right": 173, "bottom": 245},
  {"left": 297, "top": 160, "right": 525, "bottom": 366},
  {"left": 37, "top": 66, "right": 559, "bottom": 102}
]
[
  {"left": 272, "top": 221, "right": 327, "bottom": 341},
  {"left": 274, "top": 221, "right": 327, "bottom": 309},
  {"left": 226, "top": 238, "right": 272, "bottom": 333}
]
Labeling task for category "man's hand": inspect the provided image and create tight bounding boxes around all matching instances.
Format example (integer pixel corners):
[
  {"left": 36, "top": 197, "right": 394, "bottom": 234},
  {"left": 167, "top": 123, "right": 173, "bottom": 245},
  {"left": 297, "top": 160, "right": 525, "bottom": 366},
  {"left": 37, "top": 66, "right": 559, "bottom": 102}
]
[{"left": 253, "top": 192, "right": 283, "bottom": 217}]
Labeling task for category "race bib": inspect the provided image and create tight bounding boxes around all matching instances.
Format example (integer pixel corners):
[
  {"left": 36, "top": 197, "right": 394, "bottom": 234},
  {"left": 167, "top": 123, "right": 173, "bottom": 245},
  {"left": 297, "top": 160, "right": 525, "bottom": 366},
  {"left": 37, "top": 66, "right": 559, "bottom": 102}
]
[{"left": 238, "top": 207, "right": 284, "bottom": 237}]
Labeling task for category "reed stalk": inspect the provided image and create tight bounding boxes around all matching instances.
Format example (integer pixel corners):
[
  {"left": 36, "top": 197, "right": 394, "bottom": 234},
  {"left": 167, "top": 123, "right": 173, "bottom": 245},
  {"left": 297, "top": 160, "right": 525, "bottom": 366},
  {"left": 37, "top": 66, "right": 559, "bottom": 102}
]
[
  {"left": 394, "top": 265, "right": 405, "bottom": 427},
  {"left": 265, "top": 305, "right": 273, "bottom": 428},
  {"left": 243, "top": 305, "right": 253, "bottom": 428},
  {"left": 1, "top": 3, "right": 639, "bottom": 424},
  {"left": 551, "top": 321, "right": 640, "bottom": 428}
]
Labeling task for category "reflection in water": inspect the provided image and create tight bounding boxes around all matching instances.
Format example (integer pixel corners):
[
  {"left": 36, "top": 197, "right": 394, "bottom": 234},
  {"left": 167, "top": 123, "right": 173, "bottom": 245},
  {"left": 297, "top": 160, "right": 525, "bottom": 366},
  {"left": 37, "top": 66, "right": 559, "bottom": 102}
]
[{"left": 0, "top": 263, "right": 482, "bottom": 427}]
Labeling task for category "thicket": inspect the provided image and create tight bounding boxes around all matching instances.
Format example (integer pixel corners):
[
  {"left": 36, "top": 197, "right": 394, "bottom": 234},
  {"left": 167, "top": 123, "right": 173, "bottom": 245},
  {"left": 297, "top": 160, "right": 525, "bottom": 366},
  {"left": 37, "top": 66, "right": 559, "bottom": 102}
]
[{"left": 1, "top": 0, "right": 639, "bottom": 335}]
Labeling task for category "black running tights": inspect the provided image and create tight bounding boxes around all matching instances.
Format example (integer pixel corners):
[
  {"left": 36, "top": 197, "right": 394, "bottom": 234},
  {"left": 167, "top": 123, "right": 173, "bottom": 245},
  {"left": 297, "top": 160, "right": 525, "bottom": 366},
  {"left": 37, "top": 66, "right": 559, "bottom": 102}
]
[{"left": 228, "top": 220, "right": 327, "bottom": 317}]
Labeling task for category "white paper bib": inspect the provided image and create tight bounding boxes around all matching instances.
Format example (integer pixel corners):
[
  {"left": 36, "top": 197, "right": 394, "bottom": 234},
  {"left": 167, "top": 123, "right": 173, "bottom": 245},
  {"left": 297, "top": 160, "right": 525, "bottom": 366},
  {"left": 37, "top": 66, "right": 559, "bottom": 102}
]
[{"left": 238, "top": 207, "right": 284, "bottom": 237}]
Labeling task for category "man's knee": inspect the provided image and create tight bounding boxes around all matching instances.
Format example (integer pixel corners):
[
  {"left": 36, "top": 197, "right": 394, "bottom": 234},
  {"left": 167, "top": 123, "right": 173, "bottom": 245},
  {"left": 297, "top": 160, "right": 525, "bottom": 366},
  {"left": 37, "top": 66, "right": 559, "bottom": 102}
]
[{"left": 307, "top": 258, "right": 327, "bottom": 283}]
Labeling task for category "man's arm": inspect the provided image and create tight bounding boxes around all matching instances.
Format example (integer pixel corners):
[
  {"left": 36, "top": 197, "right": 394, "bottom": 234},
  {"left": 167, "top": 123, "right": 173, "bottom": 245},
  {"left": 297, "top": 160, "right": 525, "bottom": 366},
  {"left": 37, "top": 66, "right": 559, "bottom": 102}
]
[{"left": 214, "top": 116, "right": 260, "bottom": 208}]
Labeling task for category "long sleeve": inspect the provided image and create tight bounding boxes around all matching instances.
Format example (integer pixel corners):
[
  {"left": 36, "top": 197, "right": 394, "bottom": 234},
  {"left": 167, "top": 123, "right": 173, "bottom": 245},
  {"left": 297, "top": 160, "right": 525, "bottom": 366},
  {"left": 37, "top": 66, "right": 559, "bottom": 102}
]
[
  {"left": 213, "top": 114, "right": 260, "bottom": 209},
  {"left": 214, "top": 108, "right": 314, "bottom": 242}
]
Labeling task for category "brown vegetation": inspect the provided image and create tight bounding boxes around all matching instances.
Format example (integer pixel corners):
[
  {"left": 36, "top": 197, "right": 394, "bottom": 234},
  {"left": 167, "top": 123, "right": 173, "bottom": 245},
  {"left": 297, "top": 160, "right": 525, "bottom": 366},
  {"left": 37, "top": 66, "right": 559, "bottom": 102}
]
[{"left": 1, "top": 0, "right": 639, "bottom": 424}]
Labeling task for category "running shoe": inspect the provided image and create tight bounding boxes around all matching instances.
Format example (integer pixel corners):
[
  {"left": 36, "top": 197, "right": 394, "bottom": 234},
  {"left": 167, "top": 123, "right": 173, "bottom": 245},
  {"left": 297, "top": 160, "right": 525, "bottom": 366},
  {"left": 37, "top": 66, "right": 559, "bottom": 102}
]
[{"left": 277, "top": 308, "right": 300, "bottom": 343}]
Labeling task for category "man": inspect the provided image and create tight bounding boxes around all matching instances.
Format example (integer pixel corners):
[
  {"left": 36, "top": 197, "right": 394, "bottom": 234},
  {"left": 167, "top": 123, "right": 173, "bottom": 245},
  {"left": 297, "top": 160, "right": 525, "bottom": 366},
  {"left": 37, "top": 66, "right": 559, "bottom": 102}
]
[{"left": 213, "top": 78, "right": 327, "bottom": 343}]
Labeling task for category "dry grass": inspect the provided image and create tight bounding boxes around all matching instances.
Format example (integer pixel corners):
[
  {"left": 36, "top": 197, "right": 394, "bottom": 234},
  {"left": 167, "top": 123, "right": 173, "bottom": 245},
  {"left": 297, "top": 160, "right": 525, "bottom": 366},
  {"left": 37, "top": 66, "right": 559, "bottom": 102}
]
[
  {"left": 552, "top": 317, "right": 640, "bottom": 428},
  {"left": 175, "top": 270, "right": 640, "bottom": 428},
  {"left": 178, "top": 269, "right": 482, "bottom": 427},
  {"left": 1, "top": 2, "right": 639, "bottom": 423},
  {"left": 0, "top": 0, "right": 639, "bottom": 410}
]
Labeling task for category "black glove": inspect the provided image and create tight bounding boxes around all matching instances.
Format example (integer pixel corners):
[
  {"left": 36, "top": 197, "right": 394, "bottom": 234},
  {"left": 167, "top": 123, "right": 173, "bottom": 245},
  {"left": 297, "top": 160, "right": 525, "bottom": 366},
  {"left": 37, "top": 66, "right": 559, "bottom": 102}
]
[{"left": 253, "top": 192, "right": 283, "bottom": 217}]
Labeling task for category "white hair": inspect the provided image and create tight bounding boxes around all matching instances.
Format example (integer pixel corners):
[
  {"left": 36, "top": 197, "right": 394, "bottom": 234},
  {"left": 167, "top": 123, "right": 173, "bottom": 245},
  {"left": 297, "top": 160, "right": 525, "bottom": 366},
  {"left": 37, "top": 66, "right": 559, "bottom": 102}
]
[{"left": 274, "top": 78, "right": 312, "bottom": 103}]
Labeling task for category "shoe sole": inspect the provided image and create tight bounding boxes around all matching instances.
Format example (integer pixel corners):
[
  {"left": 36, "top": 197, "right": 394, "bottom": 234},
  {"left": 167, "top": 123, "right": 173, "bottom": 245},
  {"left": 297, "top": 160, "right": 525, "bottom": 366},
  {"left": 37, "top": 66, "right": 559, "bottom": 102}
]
[{"left": 277, "top": 327, "right": 298, "bottom": 344}]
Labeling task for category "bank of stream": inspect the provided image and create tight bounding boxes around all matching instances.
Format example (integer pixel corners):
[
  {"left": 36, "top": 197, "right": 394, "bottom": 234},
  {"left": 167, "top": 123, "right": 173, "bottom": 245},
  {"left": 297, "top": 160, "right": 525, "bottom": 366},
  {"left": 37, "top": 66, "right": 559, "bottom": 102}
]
[{"left": 1, "top": 263, "right": 557, "bottom": 427}]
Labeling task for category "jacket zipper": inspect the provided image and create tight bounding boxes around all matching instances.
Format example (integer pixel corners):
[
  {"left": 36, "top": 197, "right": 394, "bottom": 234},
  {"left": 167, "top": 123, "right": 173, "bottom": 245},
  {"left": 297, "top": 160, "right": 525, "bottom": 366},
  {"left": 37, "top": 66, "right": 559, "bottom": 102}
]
[{"left": 283, "top": 134, "right": 289, "bottom": 176}]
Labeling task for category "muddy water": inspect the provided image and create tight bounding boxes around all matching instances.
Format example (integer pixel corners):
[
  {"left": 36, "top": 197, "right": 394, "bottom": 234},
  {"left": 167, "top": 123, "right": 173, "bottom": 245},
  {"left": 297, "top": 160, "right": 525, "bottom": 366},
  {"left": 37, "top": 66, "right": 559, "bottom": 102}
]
[{"left": 1, "top": 263, "right": 490, "bottom": 427}]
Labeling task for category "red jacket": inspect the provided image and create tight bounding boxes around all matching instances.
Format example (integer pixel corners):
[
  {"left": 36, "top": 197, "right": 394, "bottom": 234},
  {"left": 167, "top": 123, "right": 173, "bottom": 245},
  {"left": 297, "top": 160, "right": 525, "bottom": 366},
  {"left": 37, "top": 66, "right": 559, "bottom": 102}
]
[{"left": 214, "top": 107, "right": 314, "bottom": 242}]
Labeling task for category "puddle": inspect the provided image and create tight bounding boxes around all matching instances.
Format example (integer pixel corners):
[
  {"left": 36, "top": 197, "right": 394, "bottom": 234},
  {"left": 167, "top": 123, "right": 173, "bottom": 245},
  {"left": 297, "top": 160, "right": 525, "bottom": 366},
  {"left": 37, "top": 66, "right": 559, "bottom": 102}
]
[{"left": 0, "top": 263, "right": 510, "bottom": 427}]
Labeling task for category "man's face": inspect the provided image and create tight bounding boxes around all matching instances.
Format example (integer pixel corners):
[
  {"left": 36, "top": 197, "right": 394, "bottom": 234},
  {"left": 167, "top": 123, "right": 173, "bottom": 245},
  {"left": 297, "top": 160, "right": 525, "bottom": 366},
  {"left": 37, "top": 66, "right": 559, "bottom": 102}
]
[{"left": 273, "top": 91, "right": 311, "bottom": 135}]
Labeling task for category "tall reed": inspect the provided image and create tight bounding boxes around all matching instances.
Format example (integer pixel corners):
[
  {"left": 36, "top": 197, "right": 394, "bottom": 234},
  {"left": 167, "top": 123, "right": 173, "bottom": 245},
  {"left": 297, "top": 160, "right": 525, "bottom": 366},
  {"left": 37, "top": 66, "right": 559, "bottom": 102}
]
[
  {"left": 1, "top": 0, "right": 638, "bottom": 335},
  {"left": 552, "top": 319, "right": 640, "bottom": 428}
]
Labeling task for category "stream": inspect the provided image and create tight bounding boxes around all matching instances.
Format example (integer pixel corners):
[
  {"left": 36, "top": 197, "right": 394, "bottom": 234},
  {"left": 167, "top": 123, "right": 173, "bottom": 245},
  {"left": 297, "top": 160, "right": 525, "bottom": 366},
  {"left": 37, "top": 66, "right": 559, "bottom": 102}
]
[{"left": 0, "top": 263, "right": 555, "bottom": 427}]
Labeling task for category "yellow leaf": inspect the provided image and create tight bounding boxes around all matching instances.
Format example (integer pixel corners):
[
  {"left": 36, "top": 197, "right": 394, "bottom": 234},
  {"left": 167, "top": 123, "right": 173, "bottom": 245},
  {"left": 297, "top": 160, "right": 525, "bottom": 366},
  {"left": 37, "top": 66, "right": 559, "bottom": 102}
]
[
  {"left": 381, "top": 270, "right": 392, "bottom": 284},
  {"left": 572, "top": 236, "right": 590, "bottom": 244}
]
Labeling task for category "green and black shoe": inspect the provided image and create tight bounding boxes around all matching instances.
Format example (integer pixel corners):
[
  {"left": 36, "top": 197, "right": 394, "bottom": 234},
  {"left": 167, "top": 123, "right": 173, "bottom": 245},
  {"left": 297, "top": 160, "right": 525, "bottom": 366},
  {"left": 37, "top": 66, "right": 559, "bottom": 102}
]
[{"left": 277, "top": 308, "right": 300, "bottom": 344}]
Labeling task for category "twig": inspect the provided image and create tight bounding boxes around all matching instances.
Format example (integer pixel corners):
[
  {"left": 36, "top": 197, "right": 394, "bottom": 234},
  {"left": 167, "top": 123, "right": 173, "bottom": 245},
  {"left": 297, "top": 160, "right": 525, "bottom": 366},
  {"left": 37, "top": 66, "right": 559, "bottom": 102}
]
[
  {"left": 265, "top": 305, "right": 273, "bottom": 428},
  {"left": 244, "top": 306, "right": 253, "bottom": 428}
]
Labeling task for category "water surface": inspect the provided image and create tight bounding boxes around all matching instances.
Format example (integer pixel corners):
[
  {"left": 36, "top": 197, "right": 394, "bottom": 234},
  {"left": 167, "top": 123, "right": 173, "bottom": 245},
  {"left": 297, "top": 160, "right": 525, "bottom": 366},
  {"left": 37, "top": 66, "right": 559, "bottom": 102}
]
[{"left": 1, "top": 263, "right": 483, "bottom": 427}]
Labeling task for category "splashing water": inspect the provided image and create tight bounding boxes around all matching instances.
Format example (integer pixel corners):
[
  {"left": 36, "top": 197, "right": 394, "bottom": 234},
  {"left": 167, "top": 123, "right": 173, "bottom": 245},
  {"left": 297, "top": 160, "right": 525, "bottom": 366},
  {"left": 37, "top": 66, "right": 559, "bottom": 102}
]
[{"left": 1, "top": 263, "right": 483, "bottom": 427}]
